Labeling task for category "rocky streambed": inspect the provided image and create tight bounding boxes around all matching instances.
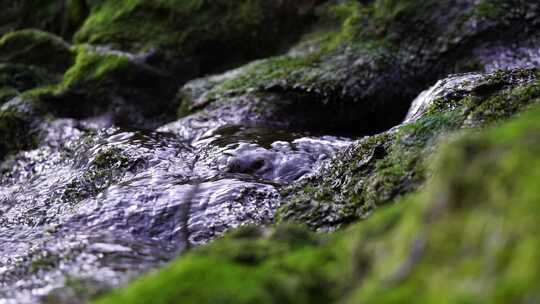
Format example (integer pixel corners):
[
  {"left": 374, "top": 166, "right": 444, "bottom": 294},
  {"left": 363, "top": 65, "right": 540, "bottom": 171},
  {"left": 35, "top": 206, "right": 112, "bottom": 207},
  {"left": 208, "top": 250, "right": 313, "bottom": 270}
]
[{"left": 1, "top": 0, "right": 540, "bottom": 303}]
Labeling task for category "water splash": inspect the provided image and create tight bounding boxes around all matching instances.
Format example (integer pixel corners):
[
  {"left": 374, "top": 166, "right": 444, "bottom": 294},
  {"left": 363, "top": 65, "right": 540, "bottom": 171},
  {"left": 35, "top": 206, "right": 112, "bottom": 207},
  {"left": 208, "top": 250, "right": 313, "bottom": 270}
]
[{"left": 403, "top": 73, "right": 484, "bottom": 124}]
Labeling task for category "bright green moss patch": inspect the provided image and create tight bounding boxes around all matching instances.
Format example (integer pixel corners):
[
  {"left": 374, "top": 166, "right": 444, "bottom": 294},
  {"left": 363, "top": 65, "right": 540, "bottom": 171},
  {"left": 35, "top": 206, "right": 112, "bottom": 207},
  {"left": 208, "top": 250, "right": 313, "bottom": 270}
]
[
  {"left": 15, "top": 46, "right": 133, "bottom": 118},
  {"left": 349, "top": 104, "right": 540, "bottom": 304},
  {"left": 59, "top": 46, "right": 130, "bottom": 91},
  {"left": 95, "top": 104, "right": 540, "bottom": 304},
  {"left": 95, "top": 224, "right": 350, "bottom": 304},
  {"left": 207, "top": 56, "right": 314, "bottom": 99}
]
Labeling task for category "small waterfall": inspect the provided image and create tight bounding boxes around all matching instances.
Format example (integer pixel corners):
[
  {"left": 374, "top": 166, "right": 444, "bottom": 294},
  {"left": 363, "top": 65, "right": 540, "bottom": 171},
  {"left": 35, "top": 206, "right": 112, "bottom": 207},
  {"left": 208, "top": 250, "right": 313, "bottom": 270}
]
[{"left": 403, "top": 73, "right": 484, "bottom": 124}]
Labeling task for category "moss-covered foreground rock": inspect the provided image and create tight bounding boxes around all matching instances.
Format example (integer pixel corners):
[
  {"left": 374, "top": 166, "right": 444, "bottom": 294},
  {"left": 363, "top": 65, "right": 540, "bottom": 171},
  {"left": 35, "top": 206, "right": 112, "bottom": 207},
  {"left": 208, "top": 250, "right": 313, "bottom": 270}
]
[
  {"left": 278, "top": 68, "right": 540, "bottom": 230},
  {"left": 94, "top": 103, "right": 540, "bottom": 304}
]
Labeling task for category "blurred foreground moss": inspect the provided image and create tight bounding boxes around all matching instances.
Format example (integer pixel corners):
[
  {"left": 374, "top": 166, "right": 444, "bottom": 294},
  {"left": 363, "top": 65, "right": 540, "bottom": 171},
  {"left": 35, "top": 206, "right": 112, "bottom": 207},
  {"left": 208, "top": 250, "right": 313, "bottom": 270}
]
[{"left": 95, "top": 105, "right": 540, "bottom": 303}]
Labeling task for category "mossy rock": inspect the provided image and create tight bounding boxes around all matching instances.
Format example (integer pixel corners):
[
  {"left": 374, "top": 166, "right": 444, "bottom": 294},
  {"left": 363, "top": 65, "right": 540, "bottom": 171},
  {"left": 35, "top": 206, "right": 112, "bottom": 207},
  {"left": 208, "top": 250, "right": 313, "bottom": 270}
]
[
  {"left": 0, "top": 64, "right": 49, "bottom": 93},
  {"left": 181, "top": 0, "right": 540, "bottom": 133},
  {"left": 94, "top": 103, "right": 540, "bottom": 304},
  {"left": 0, "top": 0, "right": 89, "bottom": 40},
  {"left": 0, "top": 30, "right": 75, "bottom": 102},
  {"left": 74, "top": 0, "right": 321, "bottom": 77},
  {"left": 0, "top": 87, "right": 18, "bottom": 104},
  {"left": 94, "top": 223, "right": 346, "bottom": 304},
  {"left": 346, "top": 103, "right": 540, "bottom": 303},
  {"left": 0, "top": 29, "right": 75, "bottom": 74},
  {"left": 26, "top": 45, "right": 179, "bottom": 128},
  {"left": 0, "top": 98, "right": 41, "bottom": 159},
  {"left": 277, "top": 68, "right": 540, "bottom": 230}
]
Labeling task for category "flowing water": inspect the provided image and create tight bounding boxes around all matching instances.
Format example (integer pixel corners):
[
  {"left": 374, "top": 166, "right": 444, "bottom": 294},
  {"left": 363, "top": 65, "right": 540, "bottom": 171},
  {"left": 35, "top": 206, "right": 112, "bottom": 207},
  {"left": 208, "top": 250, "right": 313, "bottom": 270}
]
[
  {"left": 403, "top": 73, "right": 484, "bottom": 124},
  {"left": 0, "top": 106, "right": 352, "bottom": 303}
]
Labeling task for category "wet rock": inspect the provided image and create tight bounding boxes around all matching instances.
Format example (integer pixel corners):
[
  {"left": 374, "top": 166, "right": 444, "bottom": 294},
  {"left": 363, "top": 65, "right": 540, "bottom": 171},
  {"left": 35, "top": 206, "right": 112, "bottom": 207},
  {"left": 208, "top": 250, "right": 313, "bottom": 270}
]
[
  {"left": 182, "top": 0, "right": 540, "bottom": 135},
  {"left": 278, "top": 68, "right": 540, "bottom": 230},
  {"left": 0, "top": 1, "right": 539, "bottom": 303}
]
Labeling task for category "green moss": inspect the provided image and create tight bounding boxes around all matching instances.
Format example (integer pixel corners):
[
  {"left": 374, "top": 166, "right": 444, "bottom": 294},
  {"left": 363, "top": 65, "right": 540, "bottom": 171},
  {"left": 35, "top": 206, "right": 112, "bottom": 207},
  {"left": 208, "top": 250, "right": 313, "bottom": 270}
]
[
  {"left": 74, "top": 0, "right": 317, "bottom": 75},
  {"left": 24, "top": 45, "right": 178, "bottom": 121},
  {"left": 0, "top": 0, "right": 89, "bottom": 40},
  {"left": 0, "top": 63, "right": 51, "bottom": 94},
  {"left": 0, "top": 87, "right": 18, "bottom": 104},
  {"left": 91, "top": 148, "right": 130, "bottom": 170},
  {"left": 467, "top": 79, "right": 540, "bottom": 126},
  {"left": 30, "top": 254, "right": 59, "bottom": 274},
  {"left": 179, "top": 0, "right": 473, "bottom": 116},
  {"left": 61, "top": 146, "right": 136, "bottom": 204},
  {"left": 349, "top": 104, "right": 540, "bottom": 304},
  {"left": 207, "top": 56, "right": 314, "bottom": 99},
  {"left": 0, "top": 45, "right": 133, "bottom": 124},
  {"left": 184, "top": 0, "right": 540, "bottom": 121},
  {"left": 0, "top": 29, "right": 74, "bottom": 74},
  {"left": 59, "top": 45, "right": 130, "bottom": 91},
  {"left": 0, "top": 30, "right": 74, "bottom": 100},
  {"left": 278, "top": 69, "right": 540, "bottom": 229},
  {"left": 472, "top": 0, "right": 507, "bottom": 19},
  {"left": 94, "top": 104, "right": 540, "bottom": 304},
  {"left": 0, "top": 105, "right": 39, "bottom": 159},
  {"left": 193, "top": 1, "right": 367, "bottom": 101},
  {"left": 95, "top": 224, "right": 349, "bottom": 304}
]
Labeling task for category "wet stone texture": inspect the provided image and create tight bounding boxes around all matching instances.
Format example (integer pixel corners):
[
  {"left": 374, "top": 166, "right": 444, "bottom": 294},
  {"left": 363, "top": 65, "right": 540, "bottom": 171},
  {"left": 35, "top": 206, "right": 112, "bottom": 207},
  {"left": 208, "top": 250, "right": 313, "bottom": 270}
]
[{"left": 0, "top": 110, "right": 351, "bottom": 302}]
